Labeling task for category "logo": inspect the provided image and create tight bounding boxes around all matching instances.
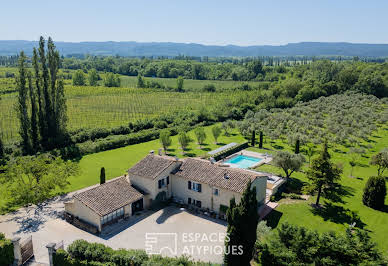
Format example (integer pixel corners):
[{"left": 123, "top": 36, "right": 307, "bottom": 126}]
[{"left": 145, "top": 233, "right": 178, "bottom": 255}]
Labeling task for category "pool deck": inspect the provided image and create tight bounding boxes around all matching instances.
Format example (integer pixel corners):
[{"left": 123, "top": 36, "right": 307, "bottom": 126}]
[{"left": 220, "top": 150, "right": 272, "bottom": 168}]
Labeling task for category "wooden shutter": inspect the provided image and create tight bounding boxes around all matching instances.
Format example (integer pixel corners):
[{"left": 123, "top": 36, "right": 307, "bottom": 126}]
[
  {"left": 158, "top": 180, "right": 162, "bottom": 189},
  {"left": 188, "top": 181, "right": 191, "bottom": 190},
  {"left": 167, "top": 176, "right": 169, "bottom": 185},
  {"left": 197, "top": 200, "right": 202, "bottom": 208},
  {"left": 188, "top": 197, "right": 191, "bottom": 204},
  {"left": 198, "top": 183, "right": 202, "bottom": 192}
]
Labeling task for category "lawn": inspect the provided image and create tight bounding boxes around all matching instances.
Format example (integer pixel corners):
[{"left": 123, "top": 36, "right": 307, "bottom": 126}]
[
  {"left": 65, "top": 124, "right": 246, "bottom": 192},
  {"left": 250, "top": 127, "right": 388, "bottom": 256}
]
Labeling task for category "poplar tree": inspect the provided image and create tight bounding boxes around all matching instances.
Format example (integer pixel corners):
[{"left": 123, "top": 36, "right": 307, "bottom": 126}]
[
  {"left": 28, "top": 71, "right": 39, "bottom": 152},
  {"left": 16, "top": 52, "right": 31, "bottom": 154},
  {"left": 32, "top": 47, "right": 46, "bottom": 142}
]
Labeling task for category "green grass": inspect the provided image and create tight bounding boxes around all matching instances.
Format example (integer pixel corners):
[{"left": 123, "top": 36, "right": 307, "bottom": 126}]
[
  {"left": 65, "top": 125, "right": 246, "bottom": 192},
  {"left": 63, "top": 124, "right": 388, "bottom": 256},
  {"left": 0, "top": 121, "right": 387, "bottom": 255},
  {"left": 249, "top": 128, "right": 388, "bottom": 256}
]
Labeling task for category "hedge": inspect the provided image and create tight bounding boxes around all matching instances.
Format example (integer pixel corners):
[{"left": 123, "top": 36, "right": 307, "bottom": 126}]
[
  {"left": 0, "top": 233, "right": 14, "bottom": 266},
  {"left": 54, "top": 239, "right": 214, "bottom": 266}
]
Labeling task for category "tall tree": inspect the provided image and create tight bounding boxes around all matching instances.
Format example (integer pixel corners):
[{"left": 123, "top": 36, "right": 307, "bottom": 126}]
[
  {"left": 72, "top": 69, "right": 86, "bottom": 86},
  {"left": 178, "top": 131, "right": 191, "bottom": 152},
  {"left": 28, "top": 71, "right": 39, "bottom": 152},
  {"left": 88, "top": 69, "right": 99, "bottom": 86},
  {"left": 100, "top": 167, "right": 106, "bottom": 185},
  {"left": 16, "top": 51, "right": 31, "bottom": 154},
  {"left": 32, "top": 47, "right": 46, "bottom": 142},
  {"left": 194, "top": 127, "right": 206, "bottom": 149},
  {"left": 39, "top": 36, "right": 53, "bottom": 148},
  {"left": 224, "top": 181, "right": 258, "bottom": 265},
  {"left": 176, "top": 76, "right": 184, "bottom": 92},
  {"left": 370, "top": 149, "right": 388, "bottom": 176},
  {"left": 159, "top": 130, "right": 172, "bottom": 154},
  {"left": 307, "top": 142, "right": 342, "bottom": 206},
  {"left": 212, "top": 126, "right": 222, "bottom": 144},
  {"left": 273, "top": 151, "right": 305, "bottom": 179}
]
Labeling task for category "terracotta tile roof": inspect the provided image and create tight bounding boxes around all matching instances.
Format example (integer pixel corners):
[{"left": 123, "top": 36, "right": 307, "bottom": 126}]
[
  {"left": 74, "top": 177, "right": 143, "bottom": 216},
  {"left": 175, "top": 158, "right": 266, "bottom": 193},
  {"left": 128, "top": 154, "right": 178, "bottom": 179}
]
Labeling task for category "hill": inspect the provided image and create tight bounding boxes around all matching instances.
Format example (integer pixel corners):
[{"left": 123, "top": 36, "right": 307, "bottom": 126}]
[{"left": 1, "top": 41, "right": 388, "bottom": 57}]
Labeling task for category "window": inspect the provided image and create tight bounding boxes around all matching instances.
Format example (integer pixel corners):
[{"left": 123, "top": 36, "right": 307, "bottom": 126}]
[
  {"left": 189, "top": 181, "right": 202, "bottom": 192},
  {"left": 158, "top": 178, "right": 165, "bottom": 189},
  {"left": 166, "top": 176, "right": 169, "bottom": 185},
  {"left": 101, "top": 207, "right": 124, "bottom": 225},
  {"left": 188, "top": 198, "right": 202, "bottom": 208},
  {"left": 213, "top": 188, "right": 219, "bottom": 196}
]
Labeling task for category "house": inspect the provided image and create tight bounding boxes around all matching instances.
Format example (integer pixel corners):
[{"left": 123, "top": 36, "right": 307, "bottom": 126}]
[
  {"left": 64, "top": 176, "right": 144, "bottom": 233},
  {"left": 64, "top": 153, "right": 268, "bottom": 233},
  {"left": 128, "top": 154, "right": 267, "bottom": 216}
]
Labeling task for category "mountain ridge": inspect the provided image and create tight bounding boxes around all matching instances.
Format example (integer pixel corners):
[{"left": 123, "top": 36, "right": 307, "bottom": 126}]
[{"left": 1, "top": 40, "right": 388, "bottom": 57}]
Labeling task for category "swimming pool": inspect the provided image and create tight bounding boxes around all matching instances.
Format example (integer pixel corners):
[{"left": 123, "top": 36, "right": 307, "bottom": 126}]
[{"left": 224, "top": 155, "right": 262, "bottom": 169}]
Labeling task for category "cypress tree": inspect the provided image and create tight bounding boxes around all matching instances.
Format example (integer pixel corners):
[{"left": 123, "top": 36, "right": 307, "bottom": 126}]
[
  {"left": 100, "top": 167, "right": 106, "bottom": 185},
  {"left": 251, "top": 130, "right": 256, "bottom": 146},
  {"left": 16, "top": 51, "right": 31, "bottom": 154},
  {"left": 224, "top": 180, "right": 258, "bottom": 265},
  {"left": 28, "top": 71, "right": 39, "bottom": 152},
  {"left": 363, "top": 176, "right": 386, "bottom": 210},
  {"left": 259, "top": 131, "right": 263, "bottom": 148},
  {"left": 295, "top": 139, "right": 300, "bottom": 154}
]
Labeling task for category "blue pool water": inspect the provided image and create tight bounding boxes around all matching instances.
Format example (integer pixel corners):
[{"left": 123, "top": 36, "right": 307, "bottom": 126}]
[{"left": 224, "top": 155, "right": 262, "bottom": 169}]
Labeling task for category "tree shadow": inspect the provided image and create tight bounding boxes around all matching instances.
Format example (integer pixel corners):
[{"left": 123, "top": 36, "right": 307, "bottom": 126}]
[
  {"left": 333, "top": 148, "right": 346, "bottom": 154},
  {"left": 284, "top": 177, "right": 307, "bottom": 194},
  {"left": 167, "top": 148, "right": 176, "bottom": 152},
  {"left": 202, "top": 148, "right": 211, "bottom": 152},
  {"left": 264, "top": 209, "right": 283, "bottom": 229},
  {"left": 311, "top": 202, "right": 366, "bottom": 229},
  {"left": 156, "top": 206, "right": 183, "bottom": 224},
  {"left": 184, "top": 152, "right": 196, "bottom": 157},
  {"left": 273, "top": 144, "right": 284, "bottom": 150},
  {"left": 323, "top": 183, "right": 355, "bottom": 204}
]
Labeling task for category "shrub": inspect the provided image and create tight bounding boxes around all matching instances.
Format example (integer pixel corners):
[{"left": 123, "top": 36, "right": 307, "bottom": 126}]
[
  {"left": 202, "top": 84, "right": 216, "bottom": 92},
  {"left": 0, "top": 233, "right": 14, "bottom": 266},
  {"left": 363, "top": 176, "right": 387, "bottom": 210}
]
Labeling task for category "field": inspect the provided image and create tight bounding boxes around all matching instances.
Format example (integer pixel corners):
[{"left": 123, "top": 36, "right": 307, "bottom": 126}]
[
  {"left": 119, "top": 75, "right": 263, "bottom": 91},
  {"left": 0, "top": 72, "right": 260, "bottom": 142},
  {"left": 0, "top": 66, "right": 263, "bottom": 142}
]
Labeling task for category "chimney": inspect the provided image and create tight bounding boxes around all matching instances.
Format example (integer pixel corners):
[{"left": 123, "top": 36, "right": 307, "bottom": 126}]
[
  {"left": 209, "top": 157, "right": 215, "bottom": 164},
  {"left": 224, "top": 172, "right": 229, "bottom": 179},
  {"left": 150, "top": 150, "right": 154, "bottom": 155},
  {"left": 158, "top": 148, "right": 163, "bottom": 156},
  {"left": 125, "top": 174, "right": 131, "bottom": 185}
]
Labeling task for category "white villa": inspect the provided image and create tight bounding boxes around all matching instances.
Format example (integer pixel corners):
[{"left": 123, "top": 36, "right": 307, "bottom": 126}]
[{"left": 64, "top": 153, "right": 271, "bottom": 233}]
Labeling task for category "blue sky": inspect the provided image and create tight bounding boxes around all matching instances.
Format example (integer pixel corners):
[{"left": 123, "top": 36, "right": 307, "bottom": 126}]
[{"left": 1, "top": 0, "right": 388, "bottom": 45}]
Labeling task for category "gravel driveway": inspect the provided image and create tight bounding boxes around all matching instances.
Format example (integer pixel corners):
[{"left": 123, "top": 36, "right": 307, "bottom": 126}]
[{"left": 0, "top": 193, "right": 227, "bottom": 264}]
